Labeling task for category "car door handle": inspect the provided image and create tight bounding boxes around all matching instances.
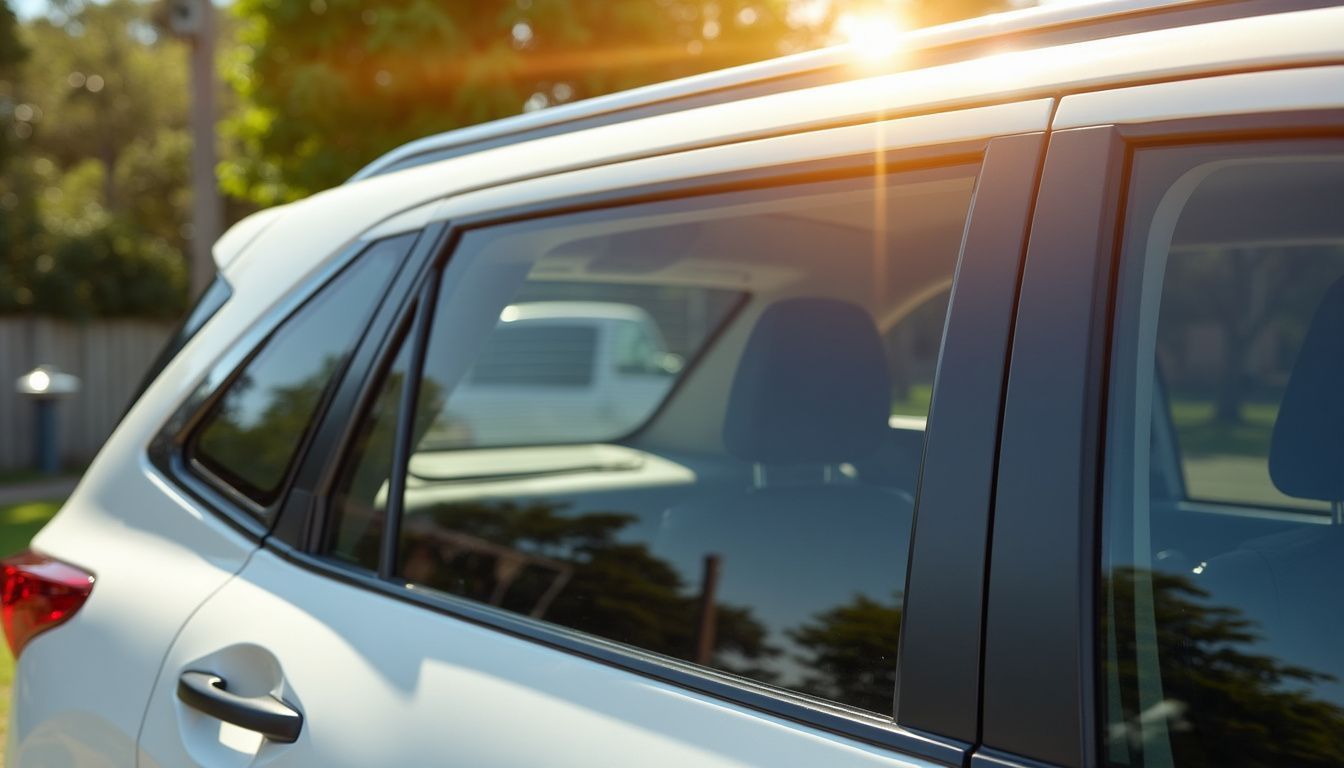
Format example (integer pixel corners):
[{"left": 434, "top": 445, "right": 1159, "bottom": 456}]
[{"left": 177, "top": 671, "right": 303, "bottom": 744}]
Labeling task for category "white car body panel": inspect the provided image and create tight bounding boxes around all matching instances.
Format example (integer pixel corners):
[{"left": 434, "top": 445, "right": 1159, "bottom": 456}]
[
  {"left": 139, "top": 549, "right": 940, "bottom": 768},
  {"left": 1052, "top": 64, "right": 1344, "bottom": 129}
]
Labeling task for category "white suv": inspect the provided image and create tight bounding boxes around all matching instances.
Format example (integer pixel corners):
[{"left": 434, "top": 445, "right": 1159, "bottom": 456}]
[{"left": 7, "top": 2, "right": 1344, "bottom": 767}]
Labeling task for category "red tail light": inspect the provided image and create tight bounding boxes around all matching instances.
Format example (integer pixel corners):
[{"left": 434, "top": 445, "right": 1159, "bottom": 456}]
[{"left": 1, "top": 551, "right": 94, "bottom": 658}]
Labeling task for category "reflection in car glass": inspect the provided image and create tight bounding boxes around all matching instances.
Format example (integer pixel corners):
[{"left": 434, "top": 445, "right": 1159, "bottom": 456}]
[
  {"left": 192, "top": 235, "right": 407, "bottom": 505},
  {"left": 1104, "top": 154, "right": 1344, "bottom": 766},
  {"left": 331, "top": 171, "right": 974, "bottom": 714}
]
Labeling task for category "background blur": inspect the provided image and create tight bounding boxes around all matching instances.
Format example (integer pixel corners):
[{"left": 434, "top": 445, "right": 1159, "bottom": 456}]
[{"left": 0, "top": 0, "right": 1038, "bottom": 480}]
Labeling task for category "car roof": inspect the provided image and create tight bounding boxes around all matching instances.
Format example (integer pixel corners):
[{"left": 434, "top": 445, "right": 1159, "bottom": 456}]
[{"left": 348, "top": 0, "right": 1336, "bottom": 182}]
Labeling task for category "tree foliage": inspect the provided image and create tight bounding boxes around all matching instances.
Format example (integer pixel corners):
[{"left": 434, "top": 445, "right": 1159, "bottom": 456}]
[
  {"left": 791, "top": 591, "right": 902, "bottom": 713},
  {"left": 0, "top": 0, "right": 194, "bottom": 319},
  {"left": 1105, "top": 568, "right": 1344, "bottom": 766}
]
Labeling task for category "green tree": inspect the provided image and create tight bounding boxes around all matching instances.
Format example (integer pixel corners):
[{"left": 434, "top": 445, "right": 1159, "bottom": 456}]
[
  {"left": 0, "top": 0, "right": 34, "bottom": 302},
  {"left": 790, "top": 592, "right": 902, "bottom": 713},
  {"left": 1105, "top": 568, "right": 1344, "bottom": 767},
  {"left": 404, "top": 497, "right": 774, "bottom": 665},
  {"left": 0, "top": 0, "right": 25, "bottom": 170},
  {"left": 222, "top": 0, "right": 1009, "bottom": 206},
  {"left": 0, "top": 0, "right": 194, "bottom": 318}
]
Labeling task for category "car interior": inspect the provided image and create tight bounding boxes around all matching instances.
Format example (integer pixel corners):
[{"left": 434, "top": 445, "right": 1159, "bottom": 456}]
[
  {"left": 1120, "top": 157, "right": 1344, "bottom": 714},
  {"left": 371, "top": 169, "right": 975, "bottom": 709}
]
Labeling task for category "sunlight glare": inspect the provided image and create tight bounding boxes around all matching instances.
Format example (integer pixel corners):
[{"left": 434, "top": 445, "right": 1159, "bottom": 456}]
[{"left": 836, "top": 11, "right": 906, "bottom": 62}]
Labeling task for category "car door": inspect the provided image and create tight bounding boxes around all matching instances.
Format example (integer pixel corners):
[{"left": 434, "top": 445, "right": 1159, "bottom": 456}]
[
  {"left": 977, "top": 65, "right": 1344, "bottom": 768},
  {"left": 136, "top": 98, "right": 1048, "bottom": 768}
]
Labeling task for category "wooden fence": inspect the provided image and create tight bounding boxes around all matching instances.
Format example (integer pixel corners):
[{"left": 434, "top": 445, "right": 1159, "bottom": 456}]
[{"left": 0, "top": 318, "right": 173, "bottom": 473}]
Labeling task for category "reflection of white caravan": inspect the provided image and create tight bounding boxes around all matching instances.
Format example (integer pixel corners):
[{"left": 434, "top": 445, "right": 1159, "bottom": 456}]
[{"left": 433, "top": 301, "right": 682, "bottom": 448}]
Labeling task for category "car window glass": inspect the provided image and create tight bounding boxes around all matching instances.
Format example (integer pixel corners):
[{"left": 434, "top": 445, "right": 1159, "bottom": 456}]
[
  {"left": 1102, "top": 147, "right": 1344, "bottom": 767},
  {"left": 326, "top": 331, "right": 414, "bottom": 571},
  {"left": 344, "top": 169, "right": 976, "bottom": 714},
  {"left": 191, "top": 234, "right": 411, "bottom": 508}
]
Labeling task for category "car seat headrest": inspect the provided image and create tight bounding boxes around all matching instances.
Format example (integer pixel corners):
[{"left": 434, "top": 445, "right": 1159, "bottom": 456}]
[
  {"left": 723, "top": 297, "right": 891, "bottom": 465},
  {"left": 1270, "top": 276, "right": 1344, "bottom": 503}
]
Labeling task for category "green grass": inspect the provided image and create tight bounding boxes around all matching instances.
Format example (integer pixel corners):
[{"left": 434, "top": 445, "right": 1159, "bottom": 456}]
[
  {"left": 0, "top": 502, "right": 62, "bottom": 562},
  {"left": 1168, "top": 399, "right": 1279, "bottom": 458},
  {"left": 891, "top": 384, "right": 934, "bottom": 419},
  {"left": 0, "top": 470, "right": 82, "bottom": 487},
  {"left": 0, "top": 499, "right": 62, "bottom": 761}
]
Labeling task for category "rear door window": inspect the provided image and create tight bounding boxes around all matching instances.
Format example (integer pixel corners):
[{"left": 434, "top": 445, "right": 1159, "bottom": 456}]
[
  {"left": 325, "top": 167, "right": 978, "bottom": 714},
  {"left": 1101, "top": 142, "right": 1344, "bottom": 766}
]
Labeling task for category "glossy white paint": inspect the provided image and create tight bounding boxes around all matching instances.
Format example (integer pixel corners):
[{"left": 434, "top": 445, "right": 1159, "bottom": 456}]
[
  {"left": 429, "top": 100, "right": 1054, "bottom": 223},
  {"left": 1053, "top": 65, "right": 1344, "bottom": 129},
  {"left": 210, "top": 206, "right": 286, "bottom": 273},
  {"left": 9, "top": 299, "right": 264, "bottom": 765},
  {"left": 140, "top": 549, "right": 939, "bottom": 768}
]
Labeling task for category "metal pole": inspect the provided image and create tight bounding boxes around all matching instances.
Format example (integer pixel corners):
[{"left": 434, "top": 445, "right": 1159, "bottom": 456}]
[
  {"left": 188, "top": 0, "right": 221, "bottom": 299},
  {"left": 34, "top": 399, "right": 57, "bottom": 475},
  {"left": 694, "top": 553, "right": 721, "bottom": 666}
]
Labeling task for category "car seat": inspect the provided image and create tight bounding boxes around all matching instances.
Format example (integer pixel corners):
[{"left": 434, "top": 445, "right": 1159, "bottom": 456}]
[
  {"left": 653, "top": 297, "right": 915, "bottom": 670},
  {"left": 1198, "top": 276, "right": 1344, "bottom": 702}
]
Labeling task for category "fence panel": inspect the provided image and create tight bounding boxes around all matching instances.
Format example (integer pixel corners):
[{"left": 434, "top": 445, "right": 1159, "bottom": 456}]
[{"left": 0, "top": 318, "right": 173, "bottom": 473}]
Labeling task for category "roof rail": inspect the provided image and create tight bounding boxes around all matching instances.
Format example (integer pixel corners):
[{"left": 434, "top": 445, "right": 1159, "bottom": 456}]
[{"left": 346, "top": 0, "right": 1296, "bottom": 183}]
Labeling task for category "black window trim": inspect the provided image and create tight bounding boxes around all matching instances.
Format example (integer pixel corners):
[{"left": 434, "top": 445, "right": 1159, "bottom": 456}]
[
  {"left": 975, "top": 111, "right": 1344, "bottom": 768},
  {"left": 148, "top": 232, "right": 424, "bottom": 540},
  {"left": 267, "top": 133, "right": 1043, "bottom": 765}
]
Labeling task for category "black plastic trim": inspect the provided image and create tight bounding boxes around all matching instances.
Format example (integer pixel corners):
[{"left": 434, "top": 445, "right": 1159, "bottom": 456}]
[
  {"left": 979, "top": 126, "right": 1127, "bottom": 768},
  {"left": 979, "top": 116, "right": 1344, "bottom": 768},
  {"left": 971, "top": 747, "right": 1068, "bottom": 768},
  {"left": 274, "top": 224, "right": 450, "bottom": 549},
  {"left": 894, "top": 132, "right": 1049, "bottom": 743}
]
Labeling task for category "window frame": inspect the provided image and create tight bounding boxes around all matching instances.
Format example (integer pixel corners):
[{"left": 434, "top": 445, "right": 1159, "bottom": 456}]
[
  {"left": 976, "top": 109, "right": 1344, "bottom": 768},
  {"left": 266, "top": 132, "right": 1042, "bottom": 763},
  {"left": 149, "top": 233, "right": 424, "bottom": 537}
]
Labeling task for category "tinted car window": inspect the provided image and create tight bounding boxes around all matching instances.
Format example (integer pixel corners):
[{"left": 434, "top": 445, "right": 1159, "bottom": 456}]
[
  {"left": 1102, "top": 146, "right": 1344, "bottom": 767},
  {"left": 327, "top": 331, "right": 414, "bottom": 572},
  {"left": 191, "top": 235, "right": 411, "bottom": 508},
  {"left": 337, "top": 169, "right": 976, "bottom": 714}
]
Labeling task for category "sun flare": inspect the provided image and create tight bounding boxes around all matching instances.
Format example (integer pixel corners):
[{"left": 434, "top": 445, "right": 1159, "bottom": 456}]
[{"left": 835, "top": 11, "right": 907, "bottom": 62}]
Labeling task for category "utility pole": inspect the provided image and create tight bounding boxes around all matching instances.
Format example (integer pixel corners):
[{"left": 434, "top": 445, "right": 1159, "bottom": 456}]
[{"left": 159, "top": 0, "right": 221, "bottom": 299}]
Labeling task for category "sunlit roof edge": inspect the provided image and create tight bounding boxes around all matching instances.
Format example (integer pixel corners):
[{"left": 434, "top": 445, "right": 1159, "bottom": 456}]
[{"left": 348, "top": 0, "right": 1205, "bottom": 183}]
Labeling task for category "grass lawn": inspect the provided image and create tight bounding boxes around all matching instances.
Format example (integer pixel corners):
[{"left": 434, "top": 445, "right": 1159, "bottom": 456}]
[
  {"left": 891, "top": 384, "right": 933, "bottom": 419},
  {"left": 0, "top": 499, "right": 64, "bottom": 763}
]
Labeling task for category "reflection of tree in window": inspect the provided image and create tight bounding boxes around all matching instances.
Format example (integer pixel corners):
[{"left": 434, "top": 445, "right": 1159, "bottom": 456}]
[
  {"left": 196, "top": 355, "right": 342, "bottom": 499},
  {"left": 1105, "top": 567, "right": 1344, "bottom": 767},
  {"left": 400, "top": 500, "right": 775, "bottom": 669},
  {"left": 790, "top": 593, "right": 902, "bottom": 714}
]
